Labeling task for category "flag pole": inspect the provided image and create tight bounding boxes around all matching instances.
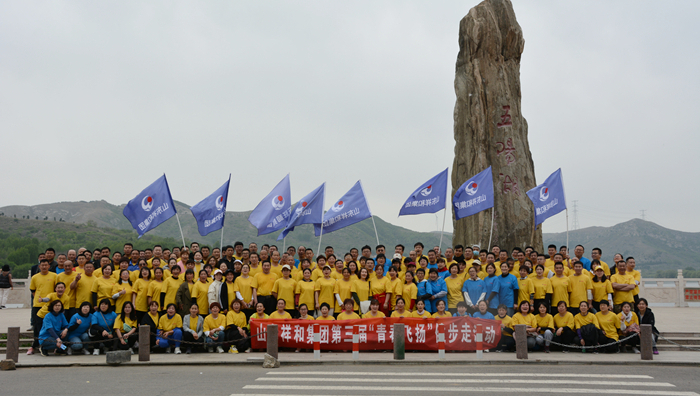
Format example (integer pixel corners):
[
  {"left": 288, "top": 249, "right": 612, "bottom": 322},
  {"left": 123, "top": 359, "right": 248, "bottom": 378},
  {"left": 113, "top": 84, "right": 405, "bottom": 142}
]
[
  {"left": 370, "top": 216, "right": 380, "bottom": 246},
  {"left": 317, "top": 221, "right": 324, "bottom": 255},
  {"left": 175, "top": 213, "right": 186, "bottom": 247},
  {"left": 220, "top": 223, "right": 225, "bottom": 250},
  {"left": 283, "top": 237, "right": 286, "bottom": 252},
  {"left": 565, "top": 208, "right": 569, "bottom": 257},
  {"left": 438, "top": 208, "right": 447, "bottom": 252},
  {"left": 487, "top": 207, "right": 495, "bottom": 250}
]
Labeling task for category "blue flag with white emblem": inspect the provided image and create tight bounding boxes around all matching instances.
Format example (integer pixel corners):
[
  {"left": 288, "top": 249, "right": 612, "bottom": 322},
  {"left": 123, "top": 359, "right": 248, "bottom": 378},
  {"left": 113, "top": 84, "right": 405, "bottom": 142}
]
[
  {"left": 277, "top": 183, "right": 325, "bottom": 241},
  {"left": 248, "top": 174, "right": 292, "bottom": 236},
  {"left": 123, "top": 174, "right": 177, "bottom": 238},
  {"left": 190, "top": 176, "right": 231, "bottom": 236},
  {"left": 527, "top": 168, "right": 567, "bottom": 226},
  {"left": 398, "top": 168, "right": 448, "bottom": 216},
  {"left": 453, "top": 166, "right": 495, "bottom": 220},
  {"left": 314, "top": 181, "right": 372, "bottom": 236}
]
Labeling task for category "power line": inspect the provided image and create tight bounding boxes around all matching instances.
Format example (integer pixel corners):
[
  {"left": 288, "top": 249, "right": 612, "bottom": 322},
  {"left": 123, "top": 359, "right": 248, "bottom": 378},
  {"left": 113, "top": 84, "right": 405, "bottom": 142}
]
[
  {"left": 640, "top": 209, "right": 646, "bottom": 221},
  {"left": 572, "top": 200, "right": 579, "bottom": 230}
]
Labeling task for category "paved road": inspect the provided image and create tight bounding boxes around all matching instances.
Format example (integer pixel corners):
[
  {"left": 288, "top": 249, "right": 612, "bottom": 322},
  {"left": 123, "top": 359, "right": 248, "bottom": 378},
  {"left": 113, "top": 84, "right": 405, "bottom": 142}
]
[{"left": 2, "top": 364, "right": 699, "bottom": 396}]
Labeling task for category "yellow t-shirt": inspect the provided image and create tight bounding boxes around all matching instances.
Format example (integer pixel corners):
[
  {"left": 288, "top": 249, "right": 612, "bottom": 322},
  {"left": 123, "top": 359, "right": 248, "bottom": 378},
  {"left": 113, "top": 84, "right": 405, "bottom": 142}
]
[
  {"left": 233, "top": 276, "right": 254, "bottom": 302},
  {"left": 531, "top": 276, "right": 553, "bottom": 300},
  {"left": 310, "top": 268, "right": 324, "bottom": 281},
  {"left": 535, "top": 313, "right": 554, "bottom": 332},
  {"left": 351, "top": 279, "right": 371, "bottom": 302},
  {"left": 337, "top": 311, "right": 361, "bottom": 320},
  {"left": 111, "top": 282, "right": 133, "bottom": 313},
  {"left": 132, "top": 278, "right": 151, "bottom": 312},
  {"left": 511, "top": 312, "right": 537, "bottom": 328},
  {"left": 411, "top": 310, "right": 431, "bottom": 319},
  {"left": 37, "top": 292, "right": 70, "bottom": 318},
  {"left": 445, "top": 276, "right": 464, "bottom": 309},
  {"left": 252, "top": 272, "right": 278, "bottom": 296},
  {"left": 146, "top": 280, "right": 164, "bottom": 310},
  {"left": 333, "top": 278, "right": 355, "bottom": 312},
  {"left": 553, "top": 312, "right": 575, "bottom": 330},
  {"left": 269, "top": 264, "right": 283, "bottom": 279},
  {"left": 574, "top": 312, "right": 599, "bottom": 329},
  {"left": 31, "top": 272, "right": 57, "bottom": 307},
  {"left": 432, "top": 311, "right": 452, "bottom": 318},
  {"left": 549, "top": 275, "right": 570, "bottom": 308},
  {"left": 314, "top": 277, "right": 336, "bottom": 308},
  {"left": 161, "top": 276, "right": 184, "bottom": 309},
  {"left": 628, "top": 270, "right": 641, "bottom": 296},
  {"left": 517, "top": 278, "right": 535, "bottom": 305},
  {"left": 295, "top": 280, "right": 316, "bottom": 309},
  {"left": 315, "top": 315, "right": 335, "bottom": 321},
  {"left": 567, "top": 273, "right": 593, "bottom": 308},
  {"left": 114, "top": 315, "right": 138, "bottom": 332},
  {"left": 591, "top": 279, "right": 613, "bottom": 303},
  {"left": 402, "top": 283, "right": 418, "bottom": 308},
  {"left": 369, "top": 276, "right": 389, "bottom": 296},
  {"left": 496, "top": 314, "right": 513, "bottom": 337},
  {"left": 56, "top": 272, "right": 78, "bottom": 309},
  {"left": 595, "top": 311, "right": 620, "bottom": 341},
  {"left": 191, "top": 280, "right": 211, "bottom": 315},
  {"left": 226, "top": 310, "right": 248, "bottom": 329},
  {"left": 330, "top": 271, "right": 344, "bottom": 281},
  {"left": 158, "top": 313, "right": 183, "bottom": 332},
  {"left": 272, "top": 278, "right": 297, "bottom": 310},
  {"left": 390, "top": 310, "right": 409, "bottom": 318},
  {"left": 362, "top": 311, "right": 385, "bottom": 319},
  {"left": 248, "top": 265, "right": 262, "bottom": 277},
  {"left": 203, "top": 313, "right": 227, "bottom": 332},
  {"left": 610, "top": 274, "right": 635, "bottom": 305},
  {"left": 91, "top": 276, "right": 116, "bottom": 306}
]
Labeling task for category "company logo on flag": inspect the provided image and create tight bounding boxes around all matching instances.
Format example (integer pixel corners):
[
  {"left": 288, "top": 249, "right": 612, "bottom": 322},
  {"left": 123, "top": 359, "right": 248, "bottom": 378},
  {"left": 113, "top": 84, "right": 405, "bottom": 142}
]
[
  {"left": 398, "top": 168, "right": 448, "bottom": 216},
  {"left": 190, "top": 176, "right": 231, "bottom": 236},
  {"left": 453, "top": 167, "right": 494, "bottom": 221},
  {"left": 248, "top": 174, "right": 292, "bottom": 236},
  {"left": 277, "top": 183, "right": 325, "bottom": 241},
  {"left": 123, "top": 175, "right": 177, "bottom": 238},
  {"left": 527, "top": 168, "right": 567, "bottom": 226},
  {"left": 314, "top": 181, "right": 372, "bottom": 236}
]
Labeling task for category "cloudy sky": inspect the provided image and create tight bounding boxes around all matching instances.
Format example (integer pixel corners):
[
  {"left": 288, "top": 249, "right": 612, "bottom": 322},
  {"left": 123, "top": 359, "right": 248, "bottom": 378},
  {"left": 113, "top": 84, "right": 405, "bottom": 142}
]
[{"left": 1, "top": 1, "right": 698, "bottom": 235}]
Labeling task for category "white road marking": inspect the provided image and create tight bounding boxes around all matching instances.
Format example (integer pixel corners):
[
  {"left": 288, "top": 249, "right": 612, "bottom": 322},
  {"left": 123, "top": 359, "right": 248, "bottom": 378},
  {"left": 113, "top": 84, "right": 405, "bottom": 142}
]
[
  {"left": 265, "top": 371, "right": 654, "bottom": 379},
  {"left": 242, "top": 385, "right": 700, "bottom": 396},
  {"left": 257, "top": 377, "right": 674, "bottom": 387}
]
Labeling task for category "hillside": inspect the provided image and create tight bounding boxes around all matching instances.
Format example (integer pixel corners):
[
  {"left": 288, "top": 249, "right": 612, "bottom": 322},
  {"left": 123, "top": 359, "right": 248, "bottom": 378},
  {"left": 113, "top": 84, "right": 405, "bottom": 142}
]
[
  {"left": 543, "top": 218, "right": 700, "bottom": 274},
  {"left": 0, "top": 200, "right": 449, "bottom": 256}
]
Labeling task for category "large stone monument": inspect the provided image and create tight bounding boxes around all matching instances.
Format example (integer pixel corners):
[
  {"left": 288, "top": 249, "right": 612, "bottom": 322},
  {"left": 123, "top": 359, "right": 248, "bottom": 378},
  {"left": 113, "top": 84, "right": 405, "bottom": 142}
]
[{"left": 452, "top": 0, "right": 542, "bottom": 251}]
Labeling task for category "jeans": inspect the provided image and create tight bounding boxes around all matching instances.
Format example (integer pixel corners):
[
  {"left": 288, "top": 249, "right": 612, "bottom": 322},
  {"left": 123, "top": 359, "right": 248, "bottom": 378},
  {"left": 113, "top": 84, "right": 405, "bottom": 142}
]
[
  {"left": 536, "top": 329, "right": 554, "bottom": 347},
  {"left": 69, "top": 333, "right": 90, "bottom": 351},
  {"left": 157, "top": 328, "right": 182, "bottom": 348}
]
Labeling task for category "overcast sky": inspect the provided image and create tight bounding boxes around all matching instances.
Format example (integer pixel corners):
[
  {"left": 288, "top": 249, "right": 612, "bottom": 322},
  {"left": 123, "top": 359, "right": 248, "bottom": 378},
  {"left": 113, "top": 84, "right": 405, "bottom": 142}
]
[{"left": 1, "top": 1, "right": 698, "bottom": 236}]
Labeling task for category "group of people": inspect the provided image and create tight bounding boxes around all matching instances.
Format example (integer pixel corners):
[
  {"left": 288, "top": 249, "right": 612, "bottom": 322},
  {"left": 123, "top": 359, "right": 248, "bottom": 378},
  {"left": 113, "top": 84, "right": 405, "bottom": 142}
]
[{"left": 25, "top": 240, "right": 658, "bottom": 356}]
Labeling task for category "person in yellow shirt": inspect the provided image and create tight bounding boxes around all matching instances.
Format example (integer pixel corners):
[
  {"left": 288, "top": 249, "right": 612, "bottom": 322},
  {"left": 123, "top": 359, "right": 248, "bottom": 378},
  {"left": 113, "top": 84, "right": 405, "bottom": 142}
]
[
  {"left": 618, "top": 301, "right": 641, "bottom": 353},
  {"left": 444, "top": 264, "right": 464, "bottom": 314},
  {"left": 591, "top": 266, "right": 613, "bottom": 313},
  {"left": 114, "top": 301, "right": 138, "bottom": 353},
  {"left": 131, "top": 267, "right": 152, "bottom": 322},
  {"left": 511, "top": 301, "right": 538, "bottom": 350},
  {"left": 182, "top": 303, "right": 203, "bottom": 354},
  {"left": 225, "top": 299, "right": 251, "bottom": 353},
  {"left": 549, "top": 262, "right": 570, "bottom": 316},
  {"left": 552, "top": 301, "right": 576, "bottom": 351},
  {"left": 252, "top": 261, "right": 278, "bottom": 315},
  {"left": 297, "top": 304, "right": 314, "bottom": 320},
  {"left": 204, "top": 302, "right": 227, "bottom": 353},
  {"left": 534, "top": 302, "right": 554, "bottom": 353},
  {"left": 402, "top": 272, "right": 418, "bottom": 312},
  {"left": 362, "top": 299, "right": 385, "bottom": 319},
  {"left": 271, "top": 265, "right": 297, "bottom": 317},
  {"left": 347, "top": 262, "right": 360, "bottom": 281},
  {"left": 56, "top": 262, "right": 77, "bottom": 315},
  {"left": 146, "top": 267, "right": 165, "bottom": 313},
  {"left": 251, "top": 302, "right": 269, "bottom": 320},
  {"left": 411, "top": 299, "right": 430, "bottom": 318},
  {"left": 590, "top": 249, "right": 611, "bottom": 276},
  {"left": 295, "top": 268, "right": 316, "bottom": 315},
  {"left": 270, "top": 299, "right": 293, "bottom": 319},
  {"left": 595, "top": 299, "right": 621, "bottom": 353},
  {"left": 517, "top": 267, "right": 535, "bottom": 309},
  {"left": 334, "top": 268, "right": 355, "bottom": 314},
  {"left": 36, "top": 282, "right": 70, "bottom": 320},
  {"left": 159, "top": 265, "right": 183, "bottom": 311},
  {"left": 91, "top": 264, "right": 116, "bottom": 309},
  {"left": 315, "top": 302, "right": 335, "bottom": 321},
  {"left": 573, "top": 301, "right": 600, "bottom": 352},
  {"left": 191, "top": 270, "right": 212, "bottom": 315},
  {"left": 390, "top": 297, "right": 409, "bottom": 318},
  {"left": 494, "top": 304, "right": 514, "bottom": 351},
  {"left": 156, "top": 303, "right": 183, "bottom": 354},
  {"left": 431, "top": 300, "right": 452, "bottom": 318},
  {"left": 567, "top": 261, "right": 593, "bottom": 315},
  {"left": 338, "top": 298, "right": 362, "bottom": 320},
  {"left": 314, "top": 266, "right": 336, "bottom": 316},
  {"left": 610, "top": 261, "right": 636, "bottom": 314},
  {"left": 625, "top": 257, "right": 641, "bottom": 303},
  {"left": 111, "top": 269, "right": 133, "bottom": 314}
]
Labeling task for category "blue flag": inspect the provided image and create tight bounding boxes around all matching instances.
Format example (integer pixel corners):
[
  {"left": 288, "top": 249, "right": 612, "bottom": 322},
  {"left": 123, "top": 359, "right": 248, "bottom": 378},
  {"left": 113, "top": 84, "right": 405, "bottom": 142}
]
[
  {"left": 398, "top": 168, "right": 448, "bottom": 216},
  {"left": 277, "top": 183, "right": 325, "bottom": 241},
  {"left": 314, "top": 181, "right": 372, "bottom": 236},
  {"left": 527, "top": 168, "right": 567, "bottom": 226},
  {"left": 453, "top": 166, "right": 495, "bottom": 220},
  {"left": 190, "top": 176, "right": 231, "bottom": 236},
  {"left": 248, "top": 174, "right": 292, "bottom": 236},
  {"left": 123, "top": 175, "right": 177, "bottom": 238}
]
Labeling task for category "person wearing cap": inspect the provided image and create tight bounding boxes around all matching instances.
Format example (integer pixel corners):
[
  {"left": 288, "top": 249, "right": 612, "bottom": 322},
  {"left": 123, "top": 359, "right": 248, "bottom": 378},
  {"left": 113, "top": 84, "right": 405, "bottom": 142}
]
[
  {"left": 204, "top": 302, "right": 226, "bottom": 353},
  {"left": 252, "top": 261, "right": 278, "bottom": 315},
  {"left": 314, "top": 265, "right": 336, "bottom": 316},
  {"left": 591, "top": 265, "right": 613, "bottom": 313},
  {"left": 269, "top": 298, "right": 293, "bottom": 319},
  {"left": 272, "top": 265, "right": 297, "bottom": 317},
  {"left": 471, "top": 260, "right": 486, "bottom": 280},
  {"left": 207, "top": 269, "right": 225, "bottom": 311}
]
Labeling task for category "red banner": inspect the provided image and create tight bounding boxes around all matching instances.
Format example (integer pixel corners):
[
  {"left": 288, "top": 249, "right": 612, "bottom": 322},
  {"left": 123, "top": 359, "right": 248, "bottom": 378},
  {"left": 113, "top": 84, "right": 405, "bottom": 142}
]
[{"left": 250, "top": 317, "right": 501, "bottom": 351}]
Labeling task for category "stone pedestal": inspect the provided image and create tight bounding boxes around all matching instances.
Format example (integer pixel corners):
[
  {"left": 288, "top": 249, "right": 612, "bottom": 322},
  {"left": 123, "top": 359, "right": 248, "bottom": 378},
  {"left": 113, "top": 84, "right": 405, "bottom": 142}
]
[
  {"left": 514, "top": 324, "right": 528, "bottom": 359},
  {"left": 6, "top": 327, "right": 20, "bottom": 363},
  {"left": 266, "top": 324, "right": 278, "bottom": 359},
  {"left": 138, "top": 325, "right": 150, "bottom": 362},
  {"left": 640, "top": 324, "right": 653, "bottom": 361},
  {"left": 393, "top": 323, "right": 405, "bottom": 360}
]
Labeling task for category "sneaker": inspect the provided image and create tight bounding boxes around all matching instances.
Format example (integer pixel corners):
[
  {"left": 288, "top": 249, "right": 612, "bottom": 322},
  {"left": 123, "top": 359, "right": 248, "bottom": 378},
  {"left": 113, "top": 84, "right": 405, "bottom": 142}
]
[
  {"left": 40, "top": 347, "right": 48, "bottom": 357},
  {"left": 133, "top": 342, "right": 139, "bottom": 349},
  {"left": 484, "top": 349, "right": 490, "bottom": 353},
  {"left": 653, "top": 347, "right": 659, "bottom": 355},
  {"left": 93, "top": 349, "right": 100, "bottom": 356},
  {"left": 128, "top": 348, "right": 134, "bottom": 355},
  {"left": 245, "top": 348, "right": 251, "bottom": 353},
  {"left": 229, "top": 346, "right": 238, "bottom": 354},
  {"left": 186, "top": 348, "right": 192, "bottom": 354},
  {"left": 83, "top": 349, "right": 91, "bottom": 355},
  {"left": 66, "top": 348, "right": 73, "bottom": 356},
  {"left": 208, "top": 347, "right": 214, "bottom": 353},
  {"left": 216, "top": 346, "right": 224, "bottom": 353},
  {"left": 166, "top": 347, "right": 171, "bottom": 353},
  {"left": 633, "top": 347, "right": 640, "bottom": 354},
  {"left": 27, "top": 326, "right": 34, "bottom": 332},
  {"left": 174, "top": 347, "right": 181, "bottom": 354}
]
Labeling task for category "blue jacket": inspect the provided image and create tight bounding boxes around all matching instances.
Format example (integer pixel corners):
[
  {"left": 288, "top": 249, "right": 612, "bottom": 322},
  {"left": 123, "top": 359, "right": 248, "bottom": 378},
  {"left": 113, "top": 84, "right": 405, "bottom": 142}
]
[
  {"left": 39, "top": 311, "right": 69, "bottom": 343},
  {"left": 462, "top": 278, "right": 487, "bottom": 306},
  {"left": 483, "top": 275, "right": 500, "bottom": 309},
  {"left": 416, "top": 280, "right": 432, "bottom": 312},
  {"left": 426, "top": 277, "right": 447, "bottom": 313},
  {"left": 91, "top": 310, "right": 117, "bottom": 333},
  {"left": 472, "top": 311, "right": 495, "bottom": 320},
  {"left": 67, "top": 312, "right": 93, "bottom": 339},
  {"left": 496, "top": 274, "right": 519, "bottom": 307}
]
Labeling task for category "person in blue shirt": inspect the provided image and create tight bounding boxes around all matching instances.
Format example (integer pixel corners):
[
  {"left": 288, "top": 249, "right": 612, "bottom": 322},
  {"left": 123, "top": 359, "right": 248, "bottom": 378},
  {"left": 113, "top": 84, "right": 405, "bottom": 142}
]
[
  {"left": 573, "top": 245, "right": 592, "bottom": 271},
  {"left": 462, "top": 267, "right": 487, "bottom": 315},
  {"left": 487, "top": 263, "right": 519, "bottom": 317},
  {"left": 39, "top": 300, "right": 69, "bottom": 356},
  {"left": 472, "top": 300, "right": 495, "bottom": 320},
  {"left": 426, "top": 269, "right": 447, "bottom": 314},
  {"left": 454, "top": 301, "right": 470, "bottom": 317},
  {"left": 66, "top": 301, "right": 93, "bottom": 355},
  {"left": 89, "top": 298, "right": 117, "bottom": 355},
  {"left": 483, "top": 263, "right": 500, "bottom": 315},
  {"left": 415, "top": 268, "right": 432, "bottom": 313}
]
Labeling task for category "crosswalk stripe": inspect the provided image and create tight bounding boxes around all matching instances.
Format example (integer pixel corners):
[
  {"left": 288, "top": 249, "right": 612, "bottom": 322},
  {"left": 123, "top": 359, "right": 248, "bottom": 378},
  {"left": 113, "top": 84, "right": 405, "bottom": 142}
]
[
  {"left": 265, "top": 371, "right": 654, "bottom": 379},
  {"left": 257, "top": 377, "right": 674, "bottom": 387},
  {"left": 243, "top": 385, "right": 700, "bottom": 396}
]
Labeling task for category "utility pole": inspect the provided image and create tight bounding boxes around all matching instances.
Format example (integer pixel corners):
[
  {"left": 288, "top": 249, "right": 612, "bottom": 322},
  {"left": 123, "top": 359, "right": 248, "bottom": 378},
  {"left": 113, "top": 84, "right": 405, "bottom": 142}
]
[
  {"left": 572, "top": 200, "right": 579, "bottom": 230},
  {"left": 640, "top": 210, "right": 646, "bottom": 221}
]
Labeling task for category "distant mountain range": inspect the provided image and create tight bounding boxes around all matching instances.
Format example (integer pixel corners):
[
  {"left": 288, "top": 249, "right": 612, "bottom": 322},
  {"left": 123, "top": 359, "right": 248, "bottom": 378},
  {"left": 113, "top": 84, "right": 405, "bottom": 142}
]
[{"left": 1, "top": 201, "right": 697, "bottom": 273}]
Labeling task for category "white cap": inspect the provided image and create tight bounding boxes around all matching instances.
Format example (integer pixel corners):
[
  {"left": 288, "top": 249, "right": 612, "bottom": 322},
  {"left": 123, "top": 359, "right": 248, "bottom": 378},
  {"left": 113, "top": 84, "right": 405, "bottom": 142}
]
[
  {"left": 282, "top": 265, "right": 291, "bottom": 271},
  {"left": 393, "top": 253, "right": 403, "bottom": 259}
]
